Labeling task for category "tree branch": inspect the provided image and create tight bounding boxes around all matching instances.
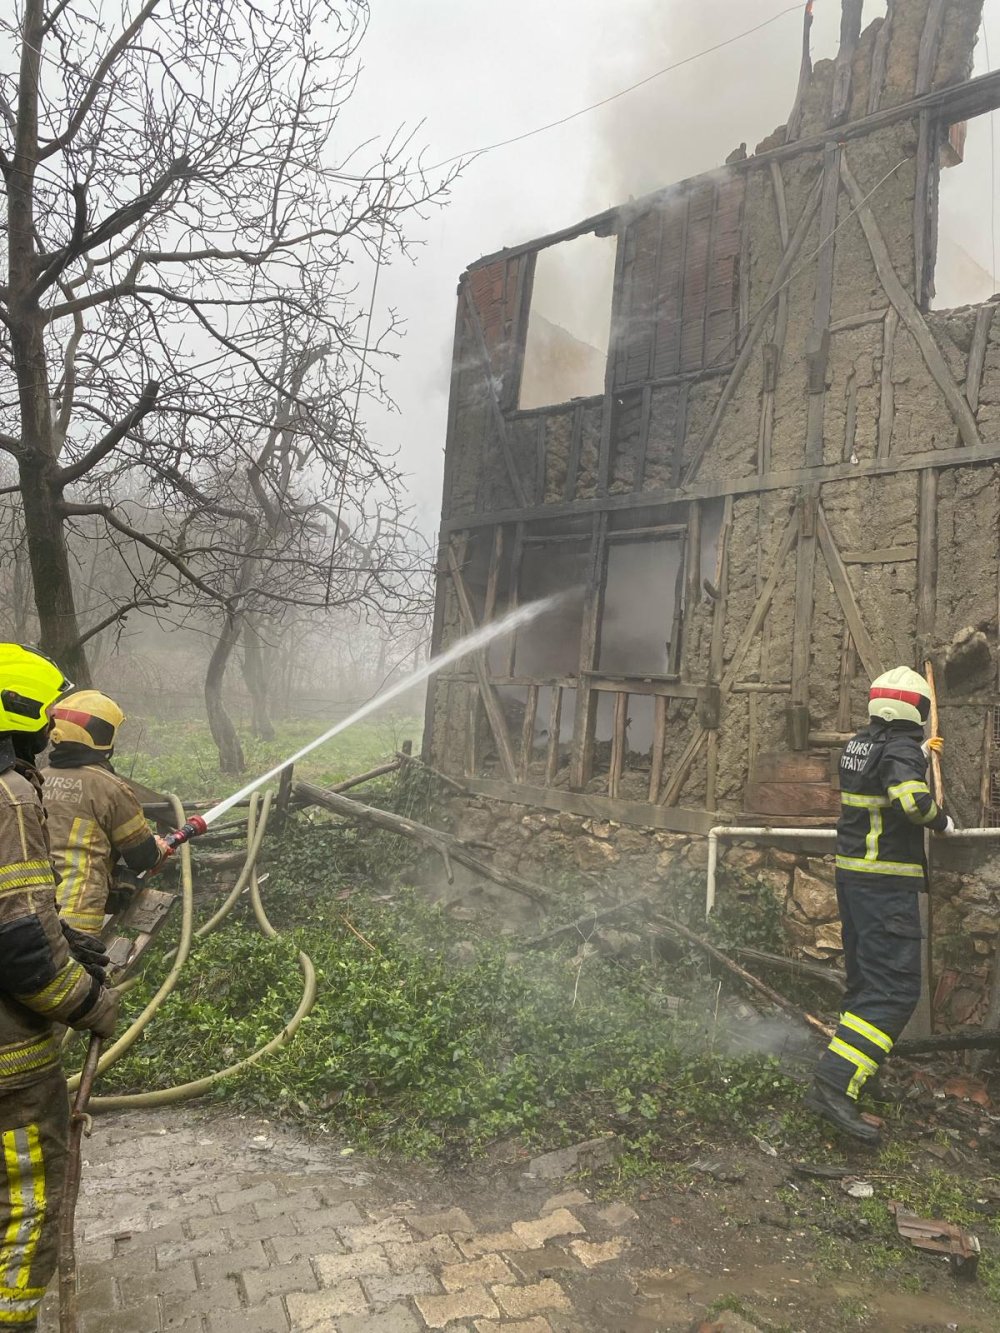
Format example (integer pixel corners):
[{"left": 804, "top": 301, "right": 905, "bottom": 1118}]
[
  {"left": 67, "top": 597, "right": 167, "bottom": 652},
  {"left": 39, "top": 1, "right": 160, "bottom": 159},
  {"left": 57, "top": 380, "right": 159, "bottom": 485}
]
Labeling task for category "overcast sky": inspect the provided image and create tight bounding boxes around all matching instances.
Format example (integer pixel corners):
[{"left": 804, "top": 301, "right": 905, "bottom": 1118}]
[{"left": 334, "top": 0, "right": 1000, "bottom": 530}]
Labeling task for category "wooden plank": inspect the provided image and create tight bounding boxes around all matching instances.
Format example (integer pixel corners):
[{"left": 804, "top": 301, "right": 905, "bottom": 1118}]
[
  {"left": 816, "top": 504, "right": 884, "bottom": 681},
  {"left": 606, "top": 523, "right": 687, "bottom": 542},
  {"left": 564, "top": 402, "right": 584, "bottom": 502},
  {"left": 504, "top": 522, "right": 525, "bottom": 678},
  {"left": 570, "top": 512, "right": 609, "bottom": 789},
  {"left": 831, "top": 0, "right": 864, "bottom": 126},
  {"left": 671, "top": 380, "right": 689, "bottom": 489},
  {"left": 830, "top": 308, "right": 889, "bottom": 333},
  {"left": 649, "top": 694, "right": 667, "bottom": 802},
  {"left": 805, "top": 144, "right": 842, "bottom": 468},
  {"left": 705, "top": 730, "right": 719, "bottom": 811},
  {"left": 684, "top": 176, "right": 823, "bottom": 483},
  {"left": 461, "top": 286, "right": 529, "bottom": 508},
  {"left": 545, "top": 686, "right": 563, "bottom": 786},
  {"left": 752, "top": 752, "right": 829, "bottom": 784},
  {"left": 609, "top": 692, "right": 628, "bottom": 798},
  {"left": 842, "top": 545, "right": 917, "bottom": 564},
  {"left": 483, "top": 525, "right": 504, "bottom": 623},
  {"left": 446, "top": 543, "right": 518, "bottom": 782},
  {"left": 520, "top": 684, "right": 539, "bottom": 783},
  {"left": 966, "top": 305, "right": 993, "bottom": 410},
  {"left": 463, "top": 775, "right": 723, "bottom": 836},
  {"left": 841, "top": 156, "right": 983, "bottom": 452},
  {"left": 838, "top": 627, "right": 856, "bottom": 733},
  {"left": 465, "top": 686, "right": 480, "bottom": 779},
  {"left": 791, "top": 489, "right": 819, "bottom": 719},
  {"left": 685, "top": 501, "right": 702, "bottom": 617},
  {"left": 634, "top": 384, "right": 653, "bottom": 493},
  {"left": 586, "top": 677, "right": 700, "bottom": 699},
  {"left": 917, "top": 467, "right": 938, "bottom": 641},
  {"left": 877, "top": 307, "right": 899, "bottom": 459},
  {"left": 441, "top": 437, "right": 1000, "bottom": 536},
  {"left": 843, "top": 368, "right": 858, "bottom": 463}
]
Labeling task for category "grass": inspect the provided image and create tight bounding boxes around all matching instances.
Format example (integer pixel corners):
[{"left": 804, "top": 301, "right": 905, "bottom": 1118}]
[{"left": 115, "top": 713, "right": 422, "bottom": 801}]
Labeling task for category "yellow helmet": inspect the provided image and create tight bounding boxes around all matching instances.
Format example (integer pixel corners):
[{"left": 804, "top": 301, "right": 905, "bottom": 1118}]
[
  {"left": 0, "top": 644, "right": 71, "bottom": 733},
  {"left": 50, "top": 690, "right": 125, "bottom": 752},
  {"left": 868, "top": 666, "right": 931, "bottom": 726}
]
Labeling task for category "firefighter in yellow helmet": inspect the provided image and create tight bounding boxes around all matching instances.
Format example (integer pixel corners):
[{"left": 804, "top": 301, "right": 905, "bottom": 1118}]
[
  {"left": 40, "top": 691, "right": 167, "bottom": 934},
  {"left": 805, "top": 666, "right": 955, "bottom": 1144},
  {"left": 0, "top": 645, "right": 119, "bottom": 1331}
]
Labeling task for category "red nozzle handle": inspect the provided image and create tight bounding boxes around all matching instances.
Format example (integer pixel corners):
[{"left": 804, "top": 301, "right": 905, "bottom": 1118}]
[{"left": 162, "top": 815, "right": 208, "bottom": 855}]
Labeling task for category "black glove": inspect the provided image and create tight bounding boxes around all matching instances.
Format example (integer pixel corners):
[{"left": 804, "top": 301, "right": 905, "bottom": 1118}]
[{"left": 61, "top": 923, "right": 110, "bottom": 983}]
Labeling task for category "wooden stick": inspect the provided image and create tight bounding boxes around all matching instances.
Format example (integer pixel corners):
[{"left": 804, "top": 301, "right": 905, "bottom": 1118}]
[
  {"left": 734, "top": 946, "right": 845, "bottom": 990},
  {"left": 896, "top": 1028, "right": 1000, "bottom": 1055},
  {"left": 924, "top": 659, "right": 944, "bottom": 805},
  {"left": 653, "top": 914, "right": 834, "bottom": 1040},
  {"left": 293, "top": 780, "right": 550, "bottom": 906},
  {"left": 523, "top": 898, "right": 650, "bottom": 950},
  {"left": 59, "top": 1035, "right": 102, "bottom": 1333}
]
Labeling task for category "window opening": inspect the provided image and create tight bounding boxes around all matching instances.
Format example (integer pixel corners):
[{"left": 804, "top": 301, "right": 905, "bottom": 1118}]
[
  {"left": 933, "top": 111, "right": 999, "bottom": 309},
  {"left": 514, "top": 542, "right": 589, "bottom": 677},
  {"left": 519, "top": 232, "right": 617, "bottom": 411},
  {"left": 599, "top": 538, "right": 684, "bottom": 676}
]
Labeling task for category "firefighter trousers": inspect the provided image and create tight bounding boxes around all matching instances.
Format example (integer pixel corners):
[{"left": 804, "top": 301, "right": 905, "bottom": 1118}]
[
  {"left": 0, "top": 1070, "right": 69, "bottom": 1330},
  {"left": 815, "top": 878, "right": 923, "bottom": 1100}
]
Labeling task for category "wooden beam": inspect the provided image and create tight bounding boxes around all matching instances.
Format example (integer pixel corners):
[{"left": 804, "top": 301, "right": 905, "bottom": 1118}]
[
  {"left": 816, "top": 503, "right": 884, "bottom": 681},
  {"left": 917, "top": 468, "right": 938, "bottom": 642},
  {"left": 791, "top": 489, "right": 819, "bottom": 717},
  {"left": 685, "top": 500, "right": 702, "bottom": 618},
  {"left": 843, "top": 367, "right": 858, "bottom": 463},
  {"left": 877, "top": 307, "right": 898, "bottom": 459},
  {"left": 465, "top": 686, "right": 480, "bottom": 779},
  {"left": 684, "top": 176, "right": 823, "bottom": 483},
  {"left": 838, "top": 626, "right": 856, "bottom": 734},
  {"left": 868, "top": 9, "right": 893, "bottom": 114},
  {"left": 520, "top": 684, "right": 539, "bottom": 783},
  {"left": 609, "top": 691, "right": 628, "bottom": 798},
  {"left": 805, "top": 145, "right": 842, "bottom": 467},
  {"left": 534, "top": 417, "right": 547, "bottom": 504},
  {"left": 483, "top": 524, "right": 504, "bottom": 623},
  {"left": 634, "top": 383, "right": 653, "bottom": 493},
  {"left": 916, "top": 0, "right": 947, "bottom": 96},
  {"left": 570, "top": 512, "right": 609, "bottom": 789},
  {"left": 463, "top": 775, "right": 723, "bottom": 836},
  {"left": 831, "top": 0, "right": 863, "bottom": 126},
  {"left": 441, "top": 437, "right": 1000, "bottom": 535},
  {"left": 545, "top": 687, "right": 563, "bottom": 786},
  {"left": 504, "top": 523, "right": 526, "bottom": 678},
  {"left": 759, "top": 163, "right": 791, "bottom": 478},
  {"left": 786, "top": 0, "right": 814, "bottom": 142},
  {"left": 841, "top": 156, "right": 983, "bottom": 452},
  {"left": 649, "top": 694, "right": 667, "bottom": 802},
  {"left": 661, "top": 727, "right": 708, "bottom": 807},
  {"left": 913, "top": 111, "right": 936, "bottom": 305},
  {"left": 461, "top": 286, "right": 529, "bottom": 508},
  {"left": 505, "top": 251, "right": 536, "bottom": 412},
  {"left": 830, "top": 308, "right": 889, "bottom": 333},
  {"left": 966, "top": 305, "right": 994, "bottom": 410},
  {"left": 446, "top": 543, "right": 518, "bottom": 782}
]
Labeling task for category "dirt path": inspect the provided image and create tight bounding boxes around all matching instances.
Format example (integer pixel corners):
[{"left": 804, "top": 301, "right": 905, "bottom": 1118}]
[{"left": 39, "top": 1108, "right": 998, "bottom": 1333}]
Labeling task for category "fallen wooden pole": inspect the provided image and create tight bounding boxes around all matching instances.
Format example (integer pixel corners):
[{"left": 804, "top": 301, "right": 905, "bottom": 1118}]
[
  {"left": 896, "top": 1028, "right": 1000, "bottom": 1055},
  {"left": 329, "top": 759, "right": 403, "bottom": 795},
  {"left": 396, "top": 751, "right": 467, "bottom": 794},
  {"left": 653, "top": 914, "right": 835, "bottom": 1040},
  {"left": 293, "top": 780, "right": 550, "bottom": 906},
  {"left": 734, "top": 946, "right": 846, "bottom": 990},
  {"left": 524, "top": 898, "right": 650, "bottom": 949}
]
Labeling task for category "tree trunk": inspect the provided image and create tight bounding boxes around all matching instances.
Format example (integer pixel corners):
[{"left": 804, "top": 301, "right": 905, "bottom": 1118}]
[
  {"left": 205, "top": 613, "right": 246, "bottom": 774},
  {"left": 242, "top": 618, "right": 276, "bottom": 741},
  {"left": 7, "top": 2, "right": 91, "bottom": 686}
]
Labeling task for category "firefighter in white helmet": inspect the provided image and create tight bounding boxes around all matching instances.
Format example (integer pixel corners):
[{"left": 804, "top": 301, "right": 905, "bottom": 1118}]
[{"left": 805, "top": 666, "right": 955, "bottom": 1143}]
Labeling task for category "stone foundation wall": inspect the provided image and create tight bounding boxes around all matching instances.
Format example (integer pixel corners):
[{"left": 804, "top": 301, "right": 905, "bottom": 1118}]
[{"left": 451, "top": 794, "right": 1000, "bottom": 1025}]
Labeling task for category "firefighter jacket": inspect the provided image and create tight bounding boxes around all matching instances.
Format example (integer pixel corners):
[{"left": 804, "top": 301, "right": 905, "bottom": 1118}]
[
  {"left": 39, "top": 756, "right": 159, "bottom": 934},
  {"left": 0, "top": 744, "right": 108, "bottom": 1090},
  {"left": 836, "top": 719, "right": 948, "bottom": 889}
]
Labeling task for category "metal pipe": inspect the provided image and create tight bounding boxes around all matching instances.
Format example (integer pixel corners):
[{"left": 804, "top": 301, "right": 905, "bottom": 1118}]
[{"left": 705, "top": 825, "right": 1000, "bottom": 917}]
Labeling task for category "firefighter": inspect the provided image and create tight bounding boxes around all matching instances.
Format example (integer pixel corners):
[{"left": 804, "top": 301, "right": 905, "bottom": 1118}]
[
  {"left": 805, "top": 666, "right": 955, "bottom": 1144},
  {"left": 40, "top": 691, "right": 166, "bottom": 934},
  {"left": 0, "top": 644, "right": 119, "bottom": 1331}
]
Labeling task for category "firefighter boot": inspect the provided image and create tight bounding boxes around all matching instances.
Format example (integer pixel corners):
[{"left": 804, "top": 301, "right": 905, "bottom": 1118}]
[{"left": 804, "top": 1077, "right": 881, "bottom": 1145}]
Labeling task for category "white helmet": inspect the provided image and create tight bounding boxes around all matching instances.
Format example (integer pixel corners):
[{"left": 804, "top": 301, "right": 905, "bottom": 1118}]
[{"left": 868, "top": 666, "right": 931, "bottom": 726}]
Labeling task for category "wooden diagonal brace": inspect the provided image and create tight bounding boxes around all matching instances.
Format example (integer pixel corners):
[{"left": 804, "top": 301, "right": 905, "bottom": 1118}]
[
  {"left": 816, "top": 504, "right": 884, "bottom": 682},
  {"left": 446, "top": 543, "right": 518, "bottom": 782}
]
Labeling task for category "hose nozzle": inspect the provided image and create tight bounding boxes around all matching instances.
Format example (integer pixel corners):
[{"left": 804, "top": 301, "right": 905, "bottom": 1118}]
[{"left": 162, "top": 815, "right": 208, "bottom": 856}]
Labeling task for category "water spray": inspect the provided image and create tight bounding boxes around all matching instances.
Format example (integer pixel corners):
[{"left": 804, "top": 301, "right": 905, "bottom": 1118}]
[{"left": 156, "top": 595, "right": 558, "bottom": 857}]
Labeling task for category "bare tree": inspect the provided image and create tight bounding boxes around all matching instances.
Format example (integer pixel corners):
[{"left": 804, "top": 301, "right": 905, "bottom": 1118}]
[{"left": 0, "top": 0, "right": 453, "bottom": 684}]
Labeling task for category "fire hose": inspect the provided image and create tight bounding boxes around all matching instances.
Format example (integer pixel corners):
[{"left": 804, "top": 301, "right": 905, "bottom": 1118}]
[{"left": 67, "top": 790, "right": 317, "bottom": 1109}]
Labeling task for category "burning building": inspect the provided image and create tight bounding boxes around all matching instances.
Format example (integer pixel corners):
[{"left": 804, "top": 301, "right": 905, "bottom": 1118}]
[{"left": 424, "top": 0, "right": 1000, "bottom": 1000}]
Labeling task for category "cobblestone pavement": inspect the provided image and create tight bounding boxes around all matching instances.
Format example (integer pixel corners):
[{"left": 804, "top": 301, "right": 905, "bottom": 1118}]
[{"left": 37, "top": 1108, "right": 676, "bottom": 1333}]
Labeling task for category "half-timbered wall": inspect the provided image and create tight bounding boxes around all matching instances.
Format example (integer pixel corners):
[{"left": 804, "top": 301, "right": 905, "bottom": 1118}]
[{"left": 427, "top": 0, "right": 1000, "bottom": 838}]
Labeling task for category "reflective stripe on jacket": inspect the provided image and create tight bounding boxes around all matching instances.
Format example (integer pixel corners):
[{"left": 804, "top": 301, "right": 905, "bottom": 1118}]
[
  {"left": 39, "top": 763, "right": 157, "bottom": 933},
  {"left": 836, "top": 719, "right": 947, "bottom": 887},
  {"left": 0, "top": 761, "right": 100, "bottom": 1091}
]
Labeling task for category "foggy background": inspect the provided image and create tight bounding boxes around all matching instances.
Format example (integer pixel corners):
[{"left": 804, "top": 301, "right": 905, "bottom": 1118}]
[{"left": 339, "top": 0, "right": 1000, "bottom": 527}]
